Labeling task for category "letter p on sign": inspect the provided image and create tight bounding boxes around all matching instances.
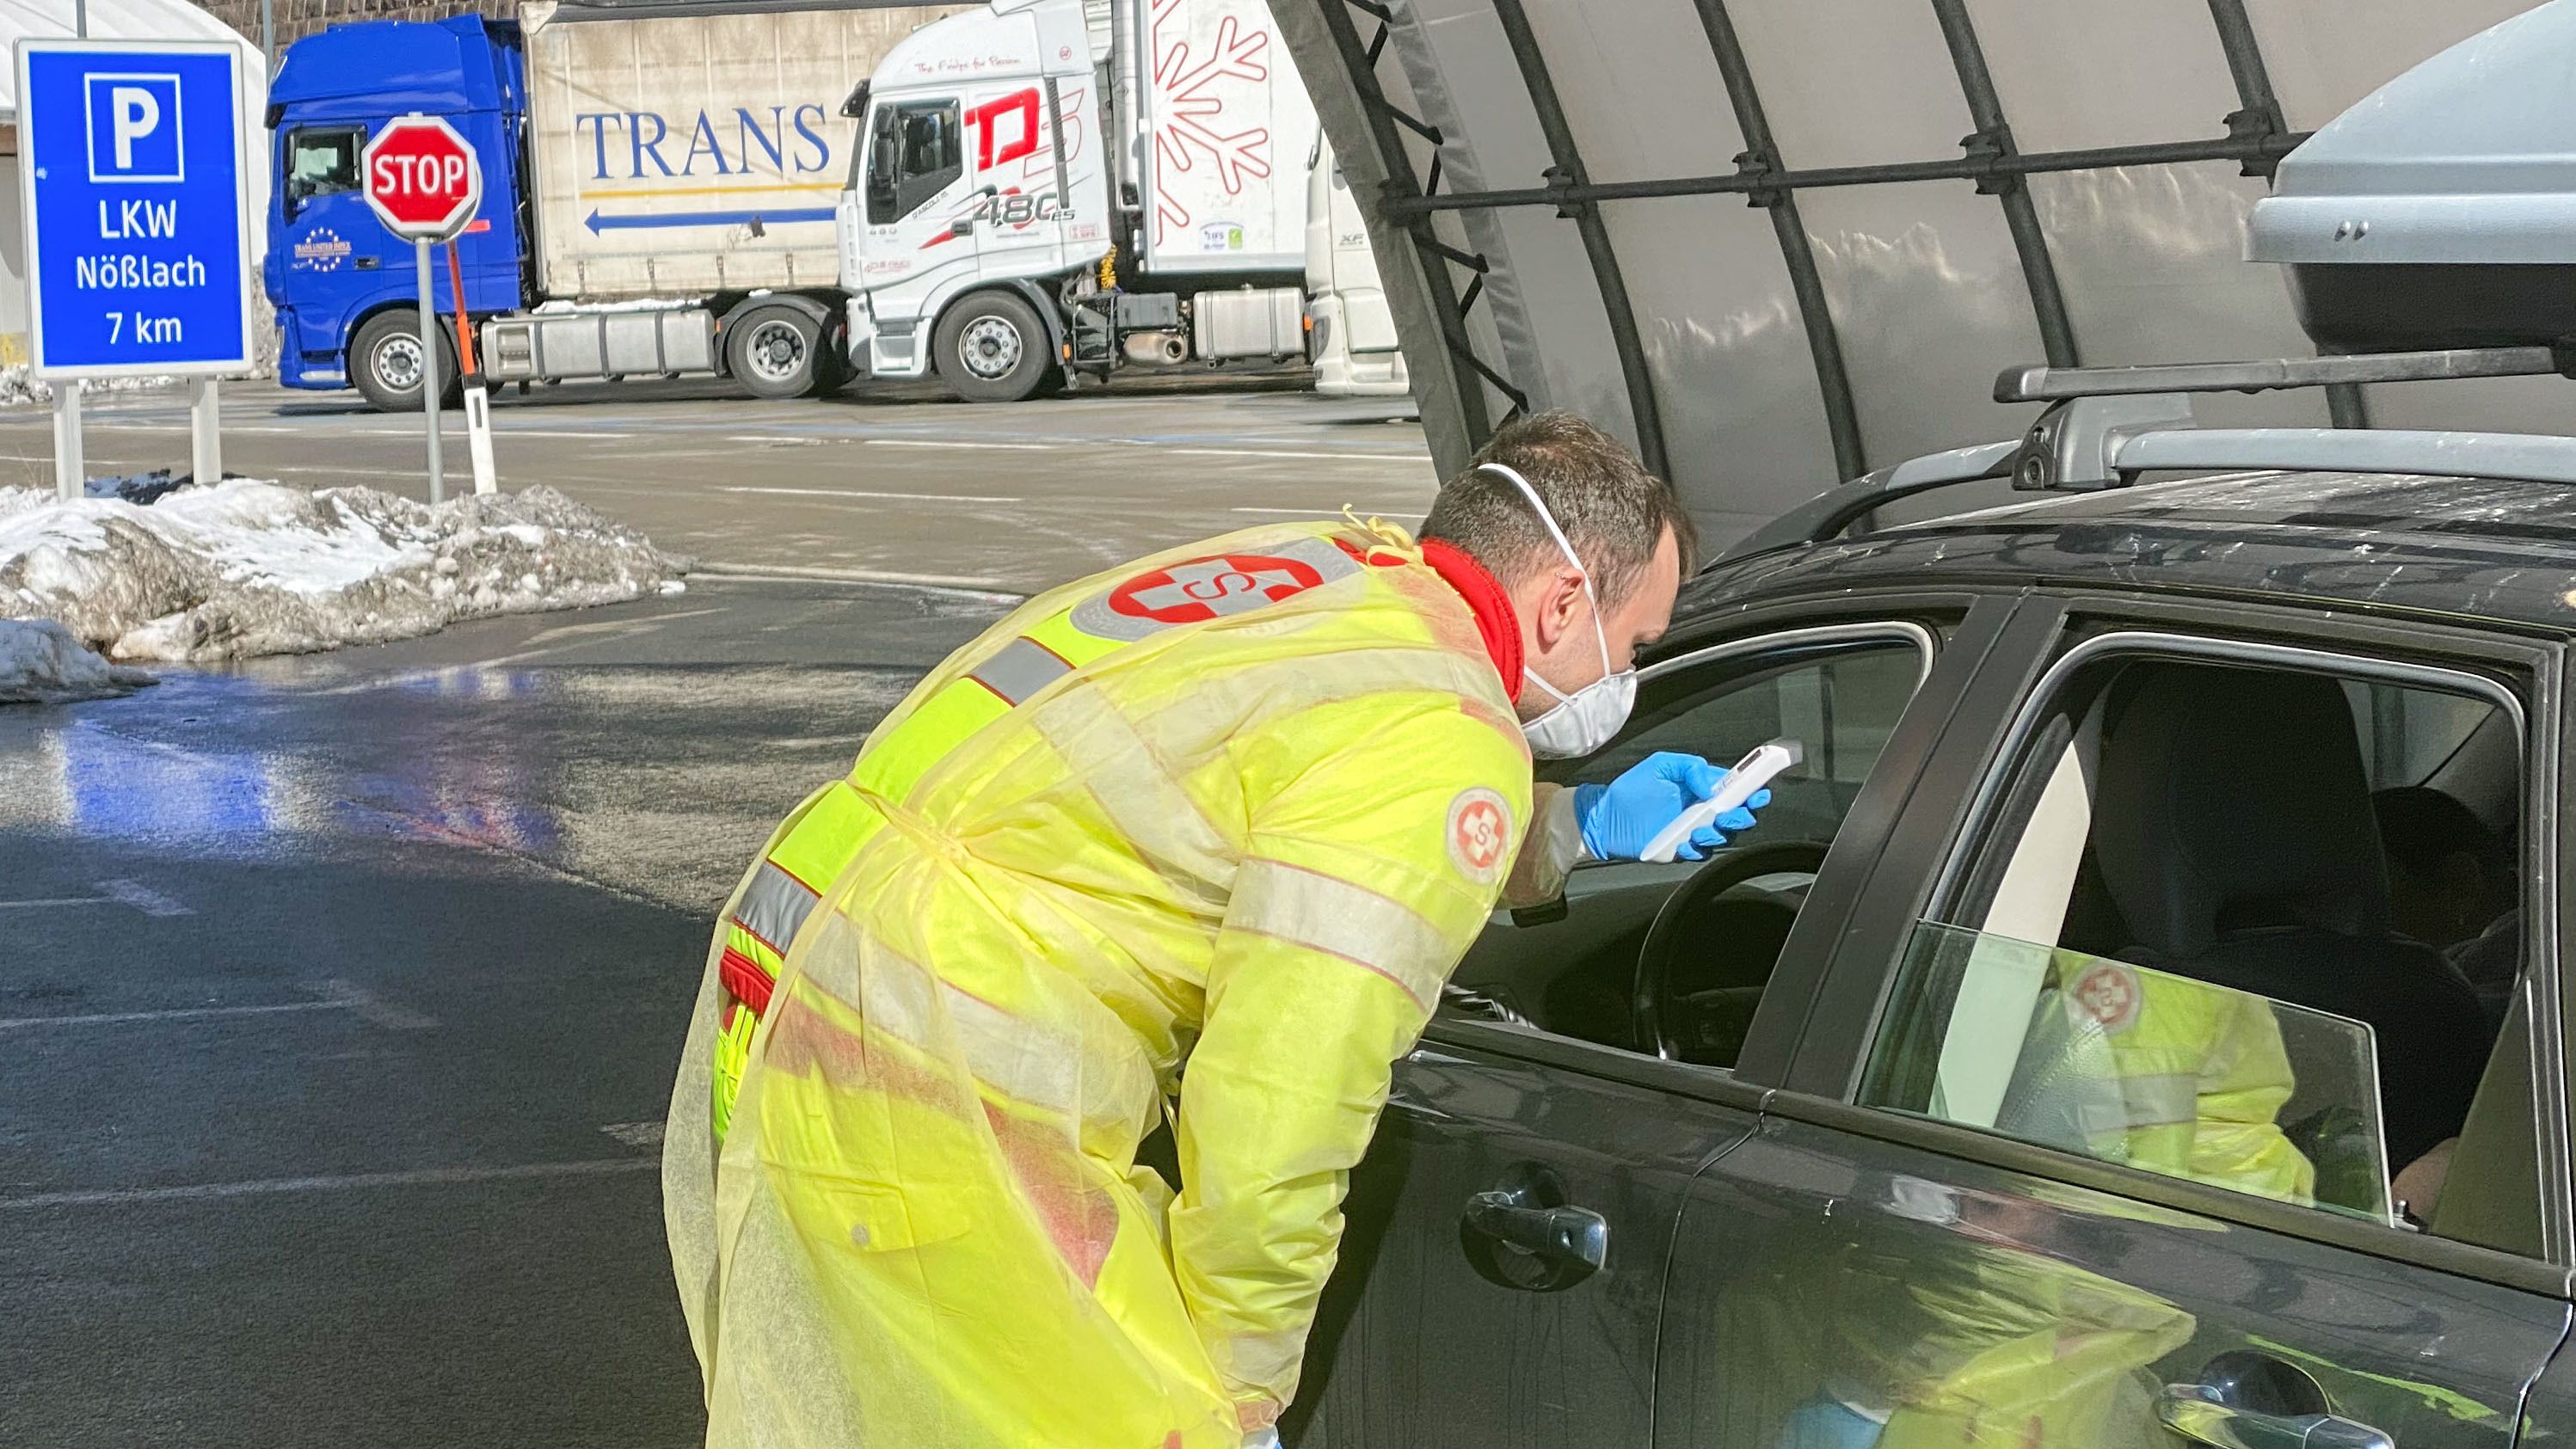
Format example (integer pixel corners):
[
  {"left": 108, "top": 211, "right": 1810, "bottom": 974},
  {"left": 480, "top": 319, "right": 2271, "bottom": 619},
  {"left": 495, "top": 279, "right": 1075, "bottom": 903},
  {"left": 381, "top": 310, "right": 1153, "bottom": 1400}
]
[{"left": 84, "top": 73, "right": 182, "bottom": 182}]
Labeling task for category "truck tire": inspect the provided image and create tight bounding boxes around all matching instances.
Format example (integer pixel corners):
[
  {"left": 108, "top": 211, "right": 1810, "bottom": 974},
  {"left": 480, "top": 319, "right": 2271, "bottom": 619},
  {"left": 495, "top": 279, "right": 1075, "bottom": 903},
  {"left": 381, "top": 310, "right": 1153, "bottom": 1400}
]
[
  {"left": 934, "top": 291, "right": 1051, "bottom": 403},
  {"left": 351, "top": 310, "right": 460, "bottom": 414},
  {"left": 729, "top": 305, "right": 823, "bottom": 399}
]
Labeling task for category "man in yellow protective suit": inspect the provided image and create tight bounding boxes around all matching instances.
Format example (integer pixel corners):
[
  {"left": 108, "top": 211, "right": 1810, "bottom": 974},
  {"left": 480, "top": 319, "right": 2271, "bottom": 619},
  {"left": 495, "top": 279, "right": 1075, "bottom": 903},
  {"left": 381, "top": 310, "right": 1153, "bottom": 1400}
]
[
  {"left": 1763, "top": 946, "right": 2316, "bottom": 1449},
  {"left": 662, "top": 412, "right": 1770, "bottom": 1448}
]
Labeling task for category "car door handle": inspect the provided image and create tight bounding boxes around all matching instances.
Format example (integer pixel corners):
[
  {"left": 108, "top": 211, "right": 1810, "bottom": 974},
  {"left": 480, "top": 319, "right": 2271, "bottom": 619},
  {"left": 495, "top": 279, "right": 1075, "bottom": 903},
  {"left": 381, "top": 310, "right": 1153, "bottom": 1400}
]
[
  {"left": 1462, "top": 1190, "right": 1608, "bottom": 1270},
  {"left": 2158, "top": 1384, "right": 2395, "bottom": 1449}
]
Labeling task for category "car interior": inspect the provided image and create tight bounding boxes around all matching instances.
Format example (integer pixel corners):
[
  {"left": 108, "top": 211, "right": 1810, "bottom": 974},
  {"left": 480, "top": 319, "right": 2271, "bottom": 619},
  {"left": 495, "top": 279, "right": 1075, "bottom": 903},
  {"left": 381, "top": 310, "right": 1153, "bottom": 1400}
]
[
  {"left": 1445, "top": 623, "right": 2536, "bottom": 1247},
  {"left": 1871, "top": 653, "right": 2532, "bottom": 1246},
  {"left": 1444, "top": 634, "right": 1927, "bottom": 1062}
]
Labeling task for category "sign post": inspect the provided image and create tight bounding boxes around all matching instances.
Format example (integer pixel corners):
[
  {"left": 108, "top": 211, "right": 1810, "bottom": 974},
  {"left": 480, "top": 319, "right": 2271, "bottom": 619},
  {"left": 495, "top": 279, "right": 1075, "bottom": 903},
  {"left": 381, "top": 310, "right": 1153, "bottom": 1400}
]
[
  {"left": 15, "top": 39, "right": 257, "bottom": 500},
  {"left": 414, "top": 233, "right": 440, "bottom": 500},
  {"left": 444, "top": 241, "right": 497, "bottom": 495},
  {"left": 360, "top": 114, "right": 482, "bottom": 505}
]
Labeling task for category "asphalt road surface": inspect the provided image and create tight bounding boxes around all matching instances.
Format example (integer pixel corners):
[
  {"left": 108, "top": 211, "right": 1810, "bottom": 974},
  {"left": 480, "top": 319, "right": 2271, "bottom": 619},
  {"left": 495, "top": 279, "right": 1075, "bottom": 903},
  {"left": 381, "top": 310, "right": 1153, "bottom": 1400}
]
[
  {"left": 0, "top": 371, "right": 1437, "bottom": 591},
  {"left": 0, "top": 374, "right": 1434, "bottom": 1447}
]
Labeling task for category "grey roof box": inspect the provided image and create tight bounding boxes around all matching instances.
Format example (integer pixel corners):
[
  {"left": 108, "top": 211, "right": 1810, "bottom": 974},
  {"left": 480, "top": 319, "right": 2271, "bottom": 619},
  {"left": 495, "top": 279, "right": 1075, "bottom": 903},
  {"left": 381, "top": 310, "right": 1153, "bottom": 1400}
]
[{"left": 2247, "top": 0, "right": 2576, "bottom": 353}]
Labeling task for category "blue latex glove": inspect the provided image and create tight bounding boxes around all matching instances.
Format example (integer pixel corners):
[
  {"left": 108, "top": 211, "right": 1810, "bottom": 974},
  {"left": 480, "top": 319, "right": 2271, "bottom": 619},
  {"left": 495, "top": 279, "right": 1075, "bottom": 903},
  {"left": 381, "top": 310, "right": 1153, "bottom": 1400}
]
[
  {"left": 1573, "top": 750, "right": 1770, "bottom": 862},
  {"left": 1774, "top": 1395, "right": 1887, "bottom": 1449}
]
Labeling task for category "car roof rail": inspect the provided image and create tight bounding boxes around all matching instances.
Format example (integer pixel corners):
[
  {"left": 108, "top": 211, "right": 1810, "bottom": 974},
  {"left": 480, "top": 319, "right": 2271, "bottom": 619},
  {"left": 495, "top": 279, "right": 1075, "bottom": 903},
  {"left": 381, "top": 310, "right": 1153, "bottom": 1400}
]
[
  {"left": 1718, "top": 441, "right": 2018, "bottom": 563},
  {"left": 2013, "top": 395, "right": 2576, "bottom": 489},
  {"left": 1714, "top": 383, "right": 2576, "bottom": 567},
  {"left": 1995, "top": 343, "right": 2576, "bottom": 403}
]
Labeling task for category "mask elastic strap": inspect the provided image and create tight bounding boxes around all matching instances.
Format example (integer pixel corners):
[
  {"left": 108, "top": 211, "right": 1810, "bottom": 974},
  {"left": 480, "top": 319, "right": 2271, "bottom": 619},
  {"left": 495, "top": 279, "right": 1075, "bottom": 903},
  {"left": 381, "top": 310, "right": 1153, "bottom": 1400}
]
[{"left": 1480, "top": 463, "right": 1614, "bottom": 674}]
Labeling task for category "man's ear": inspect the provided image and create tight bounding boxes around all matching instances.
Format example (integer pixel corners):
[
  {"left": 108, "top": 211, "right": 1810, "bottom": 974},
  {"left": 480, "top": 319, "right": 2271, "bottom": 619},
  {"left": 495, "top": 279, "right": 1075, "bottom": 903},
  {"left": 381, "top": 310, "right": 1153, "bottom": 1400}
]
[{"left": 1530, "top": 566, "right": 1585, "bottom": 651}]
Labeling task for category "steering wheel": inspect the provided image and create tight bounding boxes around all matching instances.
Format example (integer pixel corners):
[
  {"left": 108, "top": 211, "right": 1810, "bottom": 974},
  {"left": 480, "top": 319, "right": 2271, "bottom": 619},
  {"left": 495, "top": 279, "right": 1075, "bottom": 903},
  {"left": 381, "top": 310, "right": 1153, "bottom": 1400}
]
[{"left": 1632, "top": 841, "right": 1832, "bottom": 1061}]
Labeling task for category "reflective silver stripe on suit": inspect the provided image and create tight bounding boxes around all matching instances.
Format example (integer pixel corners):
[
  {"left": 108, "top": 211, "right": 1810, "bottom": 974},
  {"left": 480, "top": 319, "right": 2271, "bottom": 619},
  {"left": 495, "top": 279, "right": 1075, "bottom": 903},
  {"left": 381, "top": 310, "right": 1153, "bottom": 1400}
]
[
  {"left": 968, "top": 636, "right": 1075, "bottom": 705},
  {"left": 734, "top": 860, "right": 821, "bottom": 951},
  {"left": 1229, "top": 858, "right": 1456, "bottom": 1011}
]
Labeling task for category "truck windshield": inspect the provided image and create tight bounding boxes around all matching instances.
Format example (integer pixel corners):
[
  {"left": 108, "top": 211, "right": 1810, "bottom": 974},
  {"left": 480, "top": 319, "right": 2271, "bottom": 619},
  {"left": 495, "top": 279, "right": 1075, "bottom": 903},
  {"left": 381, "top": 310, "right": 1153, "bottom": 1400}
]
[{"left": 285, "top": 126, "right": 365, "bottom": 212}]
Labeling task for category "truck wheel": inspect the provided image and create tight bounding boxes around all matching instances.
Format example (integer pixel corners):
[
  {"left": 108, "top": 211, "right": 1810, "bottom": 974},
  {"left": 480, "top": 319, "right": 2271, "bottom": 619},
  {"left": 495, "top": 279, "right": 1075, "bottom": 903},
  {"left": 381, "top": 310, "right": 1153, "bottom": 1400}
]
[
  {"left": 729, "top": 305, "right": 822, "bottom": 399},
  {"left": 934, "top": 292, "right": 1051, "bottom": 403},
  {"left": 351, "top": 310, "right": 459, "bottom": 413}
]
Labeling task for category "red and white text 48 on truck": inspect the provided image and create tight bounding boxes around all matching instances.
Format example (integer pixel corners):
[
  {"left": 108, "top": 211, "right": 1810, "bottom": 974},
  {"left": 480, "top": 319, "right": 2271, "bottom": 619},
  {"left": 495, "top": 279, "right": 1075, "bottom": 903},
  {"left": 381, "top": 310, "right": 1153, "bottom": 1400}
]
[{"left": 837, "top": 0, "right": 1343, "bottom": 402}]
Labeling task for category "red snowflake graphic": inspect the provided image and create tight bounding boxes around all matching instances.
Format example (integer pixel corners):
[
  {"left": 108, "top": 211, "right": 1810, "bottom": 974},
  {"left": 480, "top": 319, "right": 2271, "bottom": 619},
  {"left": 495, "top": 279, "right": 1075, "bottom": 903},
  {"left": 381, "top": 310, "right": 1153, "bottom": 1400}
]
[{"left": 1149, "top": 0, "right": 1276, "bottom": 245}]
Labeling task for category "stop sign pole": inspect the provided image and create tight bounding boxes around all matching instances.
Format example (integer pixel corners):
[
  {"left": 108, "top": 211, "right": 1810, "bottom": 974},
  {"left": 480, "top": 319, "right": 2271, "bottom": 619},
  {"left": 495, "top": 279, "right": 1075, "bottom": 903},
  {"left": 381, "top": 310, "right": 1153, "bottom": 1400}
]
[{"left": 362, "top": 114, "right": 482, "bottom": 503}]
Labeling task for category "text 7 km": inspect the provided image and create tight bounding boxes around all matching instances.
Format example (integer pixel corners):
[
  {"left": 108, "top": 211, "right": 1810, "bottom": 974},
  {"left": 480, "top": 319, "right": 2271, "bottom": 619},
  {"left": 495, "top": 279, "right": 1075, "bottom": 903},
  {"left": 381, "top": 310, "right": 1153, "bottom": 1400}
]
[{"left": 106, "top": 313, "right": 184, "bottom": 344}]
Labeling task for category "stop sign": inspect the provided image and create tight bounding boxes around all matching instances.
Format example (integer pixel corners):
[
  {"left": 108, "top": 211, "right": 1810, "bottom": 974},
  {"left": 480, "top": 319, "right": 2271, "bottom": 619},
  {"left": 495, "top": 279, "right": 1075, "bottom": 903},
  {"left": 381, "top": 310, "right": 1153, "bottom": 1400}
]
[{"left": 363, "top": 114, "right": 482, "bottom": 242}]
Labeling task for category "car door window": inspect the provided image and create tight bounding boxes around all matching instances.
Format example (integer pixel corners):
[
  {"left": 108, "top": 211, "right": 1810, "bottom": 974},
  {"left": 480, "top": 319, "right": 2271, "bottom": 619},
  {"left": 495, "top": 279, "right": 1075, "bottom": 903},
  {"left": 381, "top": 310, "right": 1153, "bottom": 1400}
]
[
  {"left": 1857, "top": 640, "right": 2540, "bottom": 1253},
  {"left": 1447, "top": 623, "right": 1934, "bottom": 1065}
]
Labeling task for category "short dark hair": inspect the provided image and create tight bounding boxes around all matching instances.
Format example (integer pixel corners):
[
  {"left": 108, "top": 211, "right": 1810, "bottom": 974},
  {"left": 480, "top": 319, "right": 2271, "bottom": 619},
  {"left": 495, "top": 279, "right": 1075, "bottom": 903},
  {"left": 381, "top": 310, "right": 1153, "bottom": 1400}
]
[
  {"left": 2373, "top": 786, "right": 2511, "bottom": 879},
  {"left": 1417, "top": 411, "right": 1696, "bottom": 606}
]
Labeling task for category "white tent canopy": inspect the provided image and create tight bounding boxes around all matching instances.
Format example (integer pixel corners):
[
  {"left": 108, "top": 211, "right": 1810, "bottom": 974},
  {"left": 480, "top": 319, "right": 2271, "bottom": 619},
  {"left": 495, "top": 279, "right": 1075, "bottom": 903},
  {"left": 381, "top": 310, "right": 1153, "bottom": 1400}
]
[
  {"left": 1272, "top": 0, "right": 2556, "bottom": 542},
  {"left": 0, "top": 0, "right": 270, "bottom": 368}
]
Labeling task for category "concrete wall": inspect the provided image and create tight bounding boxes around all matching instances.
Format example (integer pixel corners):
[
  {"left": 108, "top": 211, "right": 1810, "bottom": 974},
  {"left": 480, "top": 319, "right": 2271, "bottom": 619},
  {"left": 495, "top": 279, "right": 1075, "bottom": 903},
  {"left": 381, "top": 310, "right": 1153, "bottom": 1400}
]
[
  {"left": 192, "top": 0, "right": 503, "bottom": 55},
  {"left": 0, "top": 155, "right": 24, "bottom": 366}
]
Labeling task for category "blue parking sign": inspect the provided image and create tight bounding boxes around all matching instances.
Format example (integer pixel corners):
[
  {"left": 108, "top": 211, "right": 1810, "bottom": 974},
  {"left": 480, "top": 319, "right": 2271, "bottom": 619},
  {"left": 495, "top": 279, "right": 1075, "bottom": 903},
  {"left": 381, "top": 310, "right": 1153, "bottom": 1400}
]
[{"left": 16, "top": 40, "right": 255, "bottom": 378}]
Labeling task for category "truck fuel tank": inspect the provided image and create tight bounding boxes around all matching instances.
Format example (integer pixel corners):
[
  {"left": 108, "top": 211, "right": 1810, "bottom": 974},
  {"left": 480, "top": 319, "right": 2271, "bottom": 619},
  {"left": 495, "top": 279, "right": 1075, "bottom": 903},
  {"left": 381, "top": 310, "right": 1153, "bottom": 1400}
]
[{"left": 1191, "top": 287, "right": 1302, "bottom": 361}]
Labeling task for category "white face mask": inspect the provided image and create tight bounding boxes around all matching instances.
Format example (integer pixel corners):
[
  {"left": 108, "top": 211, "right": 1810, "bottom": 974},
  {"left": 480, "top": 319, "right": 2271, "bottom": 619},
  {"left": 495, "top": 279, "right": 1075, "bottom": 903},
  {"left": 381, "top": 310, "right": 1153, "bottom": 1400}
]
[{"left": 1483, "top": 463, "right": 1637, "bottom": 759}]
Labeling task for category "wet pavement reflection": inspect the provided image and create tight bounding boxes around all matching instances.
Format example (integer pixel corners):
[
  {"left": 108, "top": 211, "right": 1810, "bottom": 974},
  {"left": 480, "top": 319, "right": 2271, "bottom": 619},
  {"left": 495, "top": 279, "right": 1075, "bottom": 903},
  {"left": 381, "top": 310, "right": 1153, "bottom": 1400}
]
[{"left": 0, "top": 580, "right": 1003, "bottom": 1449}]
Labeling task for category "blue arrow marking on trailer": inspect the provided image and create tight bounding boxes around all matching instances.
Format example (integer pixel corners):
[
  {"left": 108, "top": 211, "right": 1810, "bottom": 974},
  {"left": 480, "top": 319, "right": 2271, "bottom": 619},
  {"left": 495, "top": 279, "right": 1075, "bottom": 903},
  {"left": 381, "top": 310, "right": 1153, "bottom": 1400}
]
[{"left": 583, "top": 207, "right": 838, "bottom": 234}]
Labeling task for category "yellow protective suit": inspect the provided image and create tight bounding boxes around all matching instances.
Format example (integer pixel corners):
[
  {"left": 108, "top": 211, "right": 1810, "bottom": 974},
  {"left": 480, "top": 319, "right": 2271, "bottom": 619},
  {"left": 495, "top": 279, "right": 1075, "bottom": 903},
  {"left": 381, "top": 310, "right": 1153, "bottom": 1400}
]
[
  {"left": 1737, "top": 949, "right": 2313, "bottom": 1449},
  {"left": 663, "top": 519, "right": 1533, "bottom": 1449},
  {"left": 2000, "top": 952, "right": 2316, "bottom": 1206},
  {"left": 1744, "top": 1190, "right": 2200, "bottom": 1449}
]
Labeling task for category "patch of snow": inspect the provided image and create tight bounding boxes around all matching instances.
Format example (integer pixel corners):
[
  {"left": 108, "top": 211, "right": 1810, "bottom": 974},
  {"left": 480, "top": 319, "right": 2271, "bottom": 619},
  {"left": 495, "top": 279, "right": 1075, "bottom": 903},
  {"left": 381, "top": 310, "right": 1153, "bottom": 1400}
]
[
  {"left": 0, "top": 618, "right": 156, "bottom": 704},
  {"left": 86, "top": 470, "right": 202, "bottom": 505},
  {"left": 0, "top": 479, "right": 692, "bottom": 663},
  {"left": 531, "top": 297, "right": 702, "bottom": 314},
  {"left": 0, "top": 366, "right": 194, "bottom": 408}
]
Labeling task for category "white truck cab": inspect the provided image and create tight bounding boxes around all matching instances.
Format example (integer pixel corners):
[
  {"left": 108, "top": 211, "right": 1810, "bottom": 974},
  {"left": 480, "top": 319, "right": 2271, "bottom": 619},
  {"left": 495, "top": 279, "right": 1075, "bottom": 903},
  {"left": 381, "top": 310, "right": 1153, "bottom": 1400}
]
[
  {"left": 836, "top": 0, "right": 1107, "bottom": 399},
  {"left": 837, "top": 0, "right": 1323, "bottom": 402},
  {"left": 1305, "top": 135, "right": 1411, "bottom": 399}
]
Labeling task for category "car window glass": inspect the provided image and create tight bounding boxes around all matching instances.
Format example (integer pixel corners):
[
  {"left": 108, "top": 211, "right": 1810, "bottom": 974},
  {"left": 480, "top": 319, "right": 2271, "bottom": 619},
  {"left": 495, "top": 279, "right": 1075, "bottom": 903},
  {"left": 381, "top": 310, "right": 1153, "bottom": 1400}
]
[
  {"left": 1569, "top": 644, "right": 1920, "bottom": 842},
  {"left": 1857, "top": 648, "right": 2536, "bottom": 1253},
  {"left": 1448, "top": 633, "right": 1931, "bottom": 1066},
  {"left": 285, "top": 127, "right": 362, "bottom": 207},
  {"left": 1866, "top": 924, "right": 2395, "bottom": 1221}
]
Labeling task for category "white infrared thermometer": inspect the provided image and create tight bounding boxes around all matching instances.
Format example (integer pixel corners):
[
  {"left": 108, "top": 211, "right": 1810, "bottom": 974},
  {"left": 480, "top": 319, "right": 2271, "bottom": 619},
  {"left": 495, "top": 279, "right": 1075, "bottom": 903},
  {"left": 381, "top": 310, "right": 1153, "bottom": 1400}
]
[{"left": 1640, "top": 739, "right": 1803, "bottom": 864}]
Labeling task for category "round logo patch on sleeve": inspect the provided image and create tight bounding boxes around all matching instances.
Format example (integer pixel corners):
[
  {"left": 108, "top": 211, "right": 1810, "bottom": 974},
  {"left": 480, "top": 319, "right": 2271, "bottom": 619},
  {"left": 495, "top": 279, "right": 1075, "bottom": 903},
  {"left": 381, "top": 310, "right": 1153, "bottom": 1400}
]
[
  {"left": 1446, "top": 787, "right": 1514, "bottom": 884},
  {"left": 2064, "top": 961, "right": 2143, "bottom": 1035}
]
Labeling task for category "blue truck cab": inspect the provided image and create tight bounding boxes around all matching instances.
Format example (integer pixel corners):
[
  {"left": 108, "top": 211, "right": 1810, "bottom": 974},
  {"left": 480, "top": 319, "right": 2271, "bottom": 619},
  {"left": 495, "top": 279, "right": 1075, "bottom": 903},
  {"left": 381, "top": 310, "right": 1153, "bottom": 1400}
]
[{"left": 265, "top": 16, "right": 527, "bottom": 405}]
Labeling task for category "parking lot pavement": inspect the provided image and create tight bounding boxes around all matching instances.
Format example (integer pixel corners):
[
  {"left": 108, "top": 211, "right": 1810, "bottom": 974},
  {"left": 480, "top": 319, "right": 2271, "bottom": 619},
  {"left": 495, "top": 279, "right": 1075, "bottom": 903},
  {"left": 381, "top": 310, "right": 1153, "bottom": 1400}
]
[
  {"left": 0, "top": 372, "right": 1438, "bottom": 592},
  {"left": 0, "top": 374, "right": 1429, "bottom": 1443},
  {"left": 0, "top": 580, "right": 1008, "bottom": 1447}
]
